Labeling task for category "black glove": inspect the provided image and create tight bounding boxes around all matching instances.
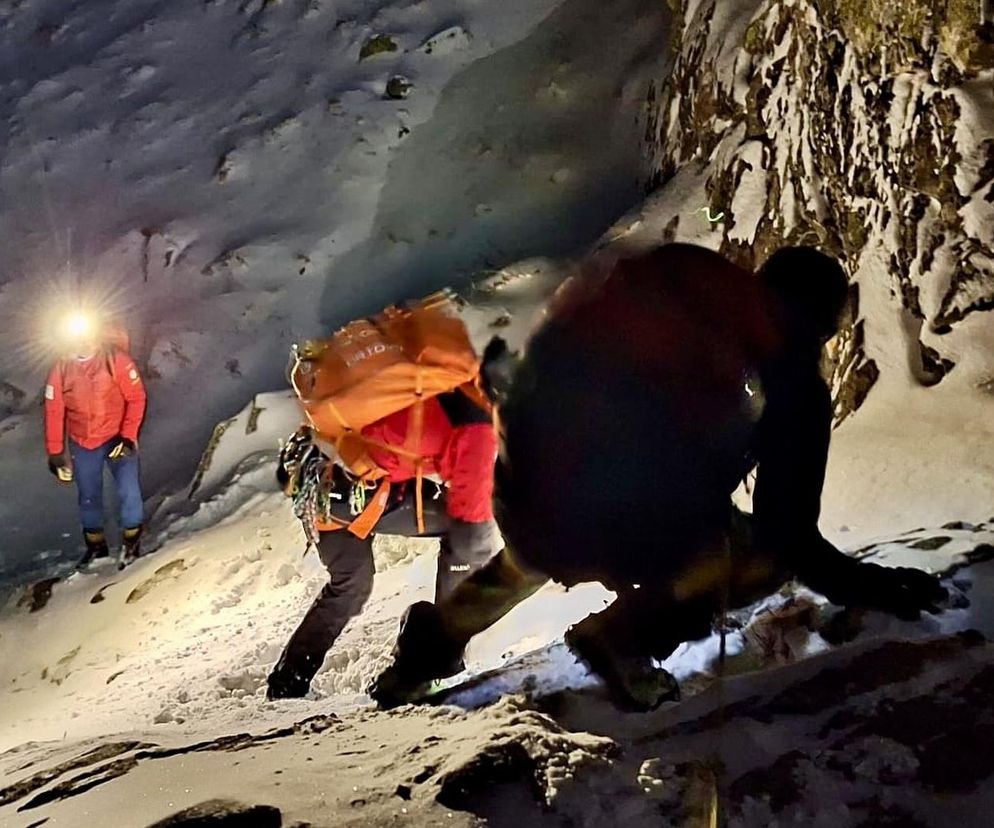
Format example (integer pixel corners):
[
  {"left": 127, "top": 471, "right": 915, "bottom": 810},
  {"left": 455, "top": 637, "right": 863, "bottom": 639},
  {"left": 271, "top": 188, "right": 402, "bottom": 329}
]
[
  {"left": 48, "top": 454, "right": 71, "bottom": 481},
  {"left": 809, "top": 559, "right": 949, "bottom": 621},
  {"left": 839, "top": 562, "right": 948, "bottom": 621},
  {"left": 792, "top": 537, "right": 948, "bottom": 621},
  {"left": 108, "top": 437, "right": 136, "bottom": 460}
]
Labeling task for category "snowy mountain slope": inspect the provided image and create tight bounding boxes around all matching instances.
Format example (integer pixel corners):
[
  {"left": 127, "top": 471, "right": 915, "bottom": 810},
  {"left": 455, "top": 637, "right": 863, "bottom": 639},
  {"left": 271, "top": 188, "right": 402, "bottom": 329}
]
[
  {"left": 2, "top": 0, "right": 994, "bottom": 824},
  {"left": 0, "top": 0, "right": 671, "bottom": 580},
  {"left": 0, "top": 423, "right": 614, "bottom": 753},
  {"left": 0, "top": 254, "right": 597, "bottom": 749},
  {"left": 1, "top": 519, "right": 992, "bottom": 827}
]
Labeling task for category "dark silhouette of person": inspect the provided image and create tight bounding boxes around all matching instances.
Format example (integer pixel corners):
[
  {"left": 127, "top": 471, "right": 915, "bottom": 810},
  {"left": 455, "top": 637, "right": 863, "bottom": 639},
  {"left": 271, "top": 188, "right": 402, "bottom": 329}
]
[{"left": 370, "top": 244, "right": 947, "bottom": 711}]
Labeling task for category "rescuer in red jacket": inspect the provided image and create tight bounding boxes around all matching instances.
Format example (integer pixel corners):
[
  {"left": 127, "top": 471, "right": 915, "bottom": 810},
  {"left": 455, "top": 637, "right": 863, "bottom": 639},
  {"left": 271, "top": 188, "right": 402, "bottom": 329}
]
[
  {"left": 267, "top": 387, "right": 498, "bottom": 700},
  {"left": 44, "top": 323, "right": 147, "bottom": 568}
]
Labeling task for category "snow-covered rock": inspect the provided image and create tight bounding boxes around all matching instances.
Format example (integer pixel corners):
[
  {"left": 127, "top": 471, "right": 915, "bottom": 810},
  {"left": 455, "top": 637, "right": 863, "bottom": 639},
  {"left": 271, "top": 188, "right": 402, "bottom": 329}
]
[
  {"left": 3, "top": 524, "right": 994, "bottom": 826},
  {"left": 617, "top": 0, "right": 994, "bottom": 539},
  {"left": 3, "top": 0, "right": 994, "bottom": 824}
]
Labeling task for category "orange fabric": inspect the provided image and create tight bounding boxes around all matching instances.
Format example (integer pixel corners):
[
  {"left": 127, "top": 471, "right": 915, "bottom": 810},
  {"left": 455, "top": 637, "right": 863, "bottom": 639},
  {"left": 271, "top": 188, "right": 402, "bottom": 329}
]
[
  {"left": 344, "top": 479, "right": 392, "bottom": 539},
  {"left": 45, "top": 349, "right": 146, "bottom": 455},
  {"left": 362, "top": 400, "right": 497, "bottom": 523},
  {"left": 290, "top": 293, "right": 494, "bottom": 532},
  {"left": 291, "top": 296, "right": 481, "bottom": 444}
]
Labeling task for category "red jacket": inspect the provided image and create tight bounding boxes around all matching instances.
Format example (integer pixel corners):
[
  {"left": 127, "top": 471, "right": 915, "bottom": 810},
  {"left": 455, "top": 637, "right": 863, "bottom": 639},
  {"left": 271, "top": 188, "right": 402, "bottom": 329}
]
[
  {"left": 362, "top": 397, "right": 497, "bottom": 523},
  {"left": 44, "top": 349, "right": 147, "bottom": 456}
]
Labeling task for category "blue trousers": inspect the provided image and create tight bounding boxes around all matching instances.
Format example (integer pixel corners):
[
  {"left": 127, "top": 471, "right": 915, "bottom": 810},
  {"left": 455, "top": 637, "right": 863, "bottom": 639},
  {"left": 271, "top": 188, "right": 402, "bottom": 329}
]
[{"left": 68, "top": 439, "right": 144, "bottom": 531}]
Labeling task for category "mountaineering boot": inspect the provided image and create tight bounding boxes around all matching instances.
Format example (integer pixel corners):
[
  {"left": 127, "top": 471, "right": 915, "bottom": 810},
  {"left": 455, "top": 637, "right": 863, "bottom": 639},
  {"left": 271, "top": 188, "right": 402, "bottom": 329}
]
[
  {"left": 119, "top": 525, "right": 143, "bottom": 569},
  {"left": 564, "top": 625, "right": 680, "bottom": 712},
  {"left": 266, "top": 657, "right": 315, "bottom": 701},
  {"left": 78, "top": 529, "right": 110, "bottom": 569},
  {"left": 369, "top": 601, "right": 467, "bottom": 709}
]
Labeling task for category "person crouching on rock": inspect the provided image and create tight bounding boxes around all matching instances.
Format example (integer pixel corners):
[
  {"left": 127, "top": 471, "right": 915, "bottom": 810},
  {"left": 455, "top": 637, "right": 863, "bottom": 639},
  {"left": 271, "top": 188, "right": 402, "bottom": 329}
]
[
  {"left": 369, "top": 243, "right": 948, "bottom": 712},
  {"left": 44, "top": 318, "right": 147, "bottom": 569}
]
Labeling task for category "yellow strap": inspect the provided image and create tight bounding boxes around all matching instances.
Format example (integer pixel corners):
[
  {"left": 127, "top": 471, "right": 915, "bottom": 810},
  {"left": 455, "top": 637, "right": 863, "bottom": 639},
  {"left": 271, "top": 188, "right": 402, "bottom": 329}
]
[
  {"left": 415, "top": 461, "right": 425, "bottom": 535},
  {"left": 324, "top": 399, "right": 351, "bottom": 432},
  {"left": 409, "top": 373, "right": 426, "bottom": 534},
  {"left": 347, "top": 432, "right": 427, "bottom": 535}
]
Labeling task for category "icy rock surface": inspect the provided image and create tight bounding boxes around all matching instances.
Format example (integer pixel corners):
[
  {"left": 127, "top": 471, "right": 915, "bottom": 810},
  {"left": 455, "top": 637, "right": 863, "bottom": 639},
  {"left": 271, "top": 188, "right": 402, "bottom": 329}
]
[{"left": 643, "top": 0, "right": 994, "bottom": 421}]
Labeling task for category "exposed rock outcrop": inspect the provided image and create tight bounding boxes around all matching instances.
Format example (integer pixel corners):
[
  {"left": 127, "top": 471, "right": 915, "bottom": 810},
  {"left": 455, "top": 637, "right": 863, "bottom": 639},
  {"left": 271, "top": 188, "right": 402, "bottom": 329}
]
[{"left": 643, "top": 0, "right": 994, "bottom": 420}]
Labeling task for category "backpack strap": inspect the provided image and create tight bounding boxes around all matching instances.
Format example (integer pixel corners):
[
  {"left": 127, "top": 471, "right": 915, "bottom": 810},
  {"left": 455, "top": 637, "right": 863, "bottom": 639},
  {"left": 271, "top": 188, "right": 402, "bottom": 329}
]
[
  {"left": 103, "top": 346, "right": 117, "bottom": 382},
  {"left": 404, "top": 367, "right": 426, "bottom": 534},
  {"left": 314, "top": 434, "right": 428, "bottom": 537}
]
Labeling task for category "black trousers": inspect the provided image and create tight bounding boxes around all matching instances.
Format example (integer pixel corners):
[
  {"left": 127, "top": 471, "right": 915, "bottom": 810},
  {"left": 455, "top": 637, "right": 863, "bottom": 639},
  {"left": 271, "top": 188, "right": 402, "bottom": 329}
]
[
  {"left": 271, "top": 388, "right": 497, "bottom": 695},
  {"left": 268, "top": 531, "right": 377, "bottom": 695},
  {"left": 268, "top": 509, "right": 497, "bottom": 694}
]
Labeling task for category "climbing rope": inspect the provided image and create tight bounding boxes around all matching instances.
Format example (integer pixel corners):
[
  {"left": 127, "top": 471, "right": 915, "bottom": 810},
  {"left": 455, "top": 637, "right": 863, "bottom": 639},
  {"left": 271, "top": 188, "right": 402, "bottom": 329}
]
[{"left": 290, "top": 451, "right": 330, "bottom": 549}]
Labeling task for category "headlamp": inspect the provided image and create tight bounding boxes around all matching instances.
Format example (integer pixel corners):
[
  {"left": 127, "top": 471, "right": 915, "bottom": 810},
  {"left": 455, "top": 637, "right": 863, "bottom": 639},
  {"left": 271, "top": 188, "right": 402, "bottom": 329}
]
[{"left": 63, "top": 311, "right": 95, "bottom": 340}]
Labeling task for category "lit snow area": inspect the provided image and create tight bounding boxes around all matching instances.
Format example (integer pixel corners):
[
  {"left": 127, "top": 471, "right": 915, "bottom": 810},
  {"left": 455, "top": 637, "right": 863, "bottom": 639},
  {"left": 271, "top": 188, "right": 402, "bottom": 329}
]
[
  {"left": 0, "top": 0, "right": 670, "bottom": 577},
  {"left": 4, "top": 494, "right": 994, "bottom": 825},
  {"left": 4, "top": 0, "right": 994, "bottom": 824}
]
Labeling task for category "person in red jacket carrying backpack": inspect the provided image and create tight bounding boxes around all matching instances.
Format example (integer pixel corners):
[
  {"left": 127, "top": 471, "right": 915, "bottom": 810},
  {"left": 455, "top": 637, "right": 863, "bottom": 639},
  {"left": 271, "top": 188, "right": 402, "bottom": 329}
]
[
  {"left": 266, "top": 298, "right": 500, "bottom": 701},
  {"left": 267, "top": 298, "right": 499, "bottom": 699},
  {"left": 44, "top": 317, "right": 147, "bottom": 568},
  {"left": 268, "top": 392, "right": 498, "bottom": 700}
]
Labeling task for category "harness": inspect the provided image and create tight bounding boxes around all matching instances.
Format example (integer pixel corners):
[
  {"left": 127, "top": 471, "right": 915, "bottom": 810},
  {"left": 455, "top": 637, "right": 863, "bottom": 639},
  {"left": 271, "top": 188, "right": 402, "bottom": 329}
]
[{"left": 281, "top": 427, "right": 393, "bottom": 545}]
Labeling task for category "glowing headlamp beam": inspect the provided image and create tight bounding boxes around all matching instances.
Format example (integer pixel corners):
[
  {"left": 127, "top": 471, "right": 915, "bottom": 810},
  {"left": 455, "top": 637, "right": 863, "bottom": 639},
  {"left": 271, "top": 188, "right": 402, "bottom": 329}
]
[{"left": 63, "top": 311, "right": 94, "bottom": 339}]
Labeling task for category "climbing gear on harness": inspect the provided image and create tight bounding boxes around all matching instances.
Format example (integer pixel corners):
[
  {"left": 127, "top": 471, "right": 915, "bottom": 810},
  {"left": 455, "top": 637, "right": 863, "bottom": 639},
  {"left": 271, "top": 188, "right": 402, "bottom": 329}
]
[
  {"left": 279, "top": 425, "right": 391, "bottom": 543},
  {"left": 278, "top": 425, "right": 321, "bottom": 497},
  {"left": 349, "top": 479, "right": 367, "bottom": 516},
  {"left": 288, "top": 445, "right": 332, "bottom": 549}
]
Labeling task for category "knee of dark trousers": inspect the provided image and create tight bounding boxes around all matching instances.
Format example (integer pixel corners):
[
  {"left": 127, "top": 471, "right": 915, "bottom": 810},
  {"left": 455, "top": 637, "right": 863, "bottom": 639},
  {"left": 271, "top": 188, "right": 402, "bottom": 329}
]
[
  {"left": 316, "top": 531, "right": 375, "bottom": 599},
  {"left": 442, "top": 519, "right": 498, "bottom": 564},
  {"left": 436, "top": 520, "right": 499, "bottom": 600}
]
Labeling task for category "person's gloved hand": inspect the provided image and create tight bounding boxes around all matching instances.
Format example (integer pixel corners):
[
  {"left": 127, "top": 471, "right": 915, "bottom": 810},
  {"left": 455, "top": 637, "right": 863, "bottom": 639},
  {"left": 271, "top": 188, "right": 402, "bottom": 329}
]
[
  {"left": 48, "top": 454, "right": 72, "bottom": 482},
  {"left": 852, "top": 563, "right": 948, "bottom": 620},
  {"left": 108, "top": 437, "right": 136, "bottom": 460}
]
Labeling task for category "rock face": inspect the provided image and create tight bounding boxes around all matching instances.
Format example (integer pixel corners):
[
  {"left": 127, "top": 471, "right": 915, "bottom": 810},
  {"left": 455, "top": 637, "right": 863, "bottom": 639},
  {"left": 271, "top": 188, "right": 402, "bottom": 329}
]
[
  {"left": 147, "top": 800, "right": 282, "bottom": 827},
  {"left": 642, "top": 0, "right": 994, "bottom": 421}
]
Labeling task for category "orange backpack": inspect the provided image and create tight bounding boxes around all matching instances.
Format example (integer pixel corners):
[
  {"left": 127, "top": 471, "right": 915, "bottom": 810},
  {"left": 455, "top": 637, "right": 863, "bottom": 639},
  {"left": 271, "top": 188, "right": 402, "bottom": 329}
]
[{"left": 289, "top": 291, "right": 489, "bottom": 534}]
